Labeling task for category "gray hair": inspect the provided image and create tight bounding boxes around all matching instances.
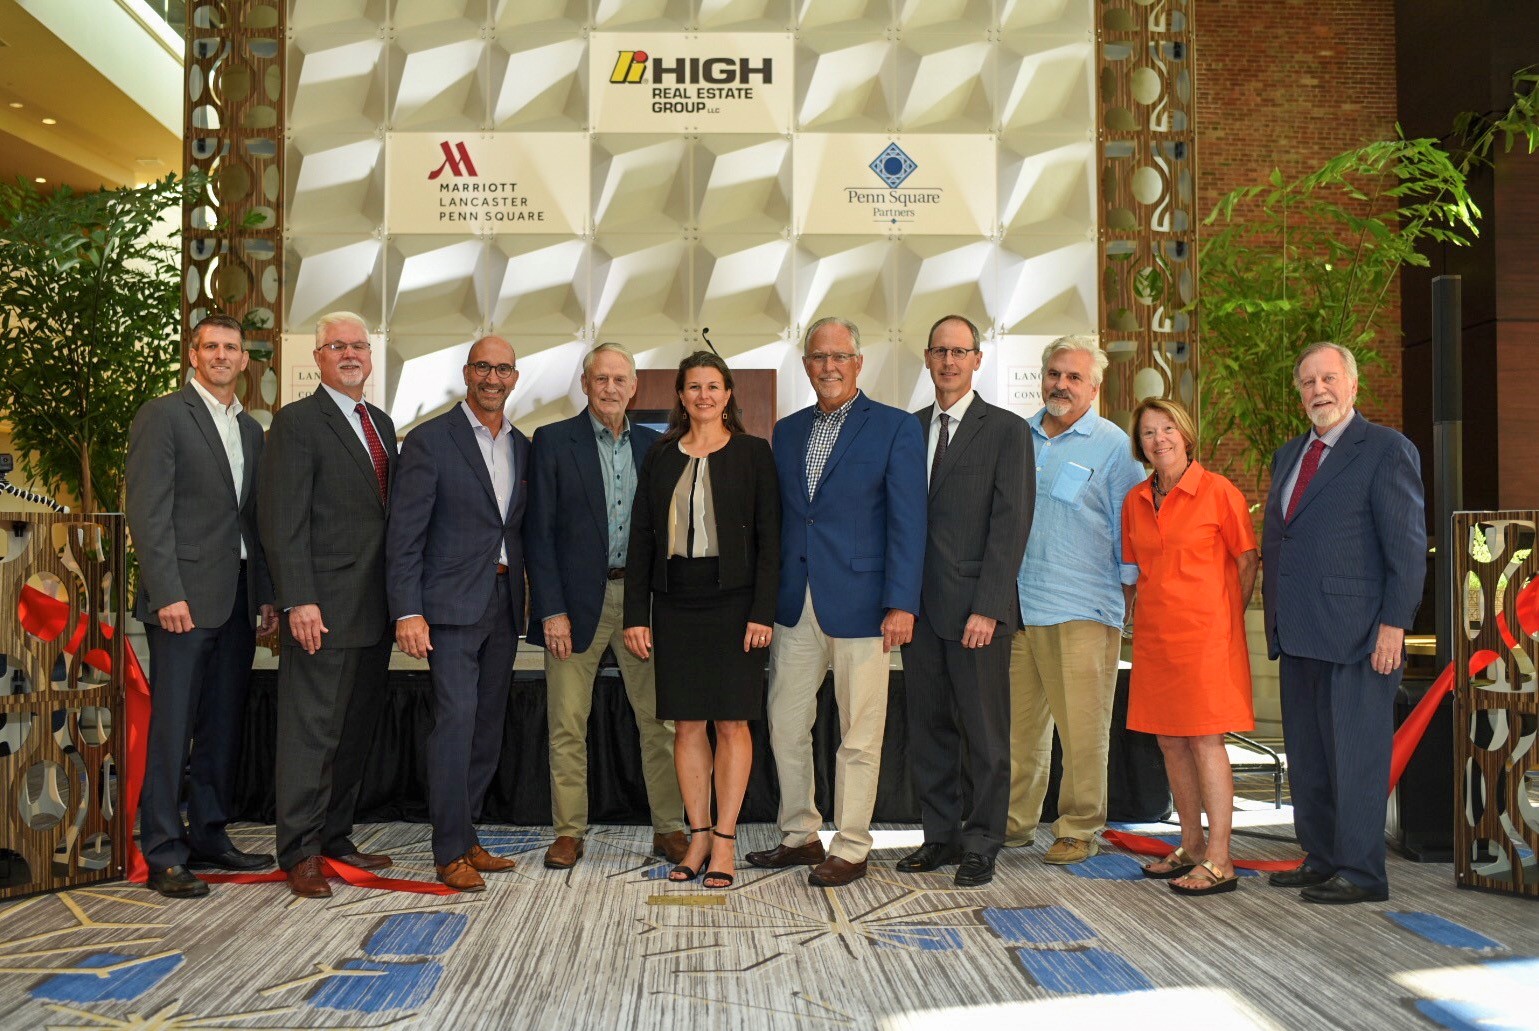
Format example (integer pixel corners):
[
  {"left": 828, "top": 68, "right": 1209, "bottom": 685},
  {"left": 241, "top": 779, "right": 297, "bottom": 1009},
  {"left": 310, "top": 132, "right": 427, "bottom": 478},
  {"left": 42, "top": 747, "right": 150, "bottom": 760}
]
[
  {"left": 583, "top": 341, "right": 636, "bottom": 376},
  {"left": 314, "top": 311, "right": 369, "bottom": 349},
  {"left": 928, "top": 314, "right": 980, "bottom": 349},
  {"left": 1293, "top": 341, "right": 1359, "bottom": 386},
  {"left": 803, "top": 316, "right": 862, "bottom": 355},
  {"left": 1041, "top": 333, "right": 1109, "bottom": 387}
]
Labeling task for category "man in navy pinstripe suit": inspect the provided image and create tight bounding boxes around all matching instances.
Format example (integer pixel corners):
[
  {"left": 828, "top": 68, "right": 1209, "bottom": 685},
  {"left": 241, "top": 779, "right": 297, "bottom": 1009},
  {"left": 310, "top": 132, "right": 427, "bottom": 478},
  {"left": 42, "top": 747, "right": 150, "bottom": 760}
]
[{"left": 1261, "top": 342, "right": 1426, "bottom": 904}]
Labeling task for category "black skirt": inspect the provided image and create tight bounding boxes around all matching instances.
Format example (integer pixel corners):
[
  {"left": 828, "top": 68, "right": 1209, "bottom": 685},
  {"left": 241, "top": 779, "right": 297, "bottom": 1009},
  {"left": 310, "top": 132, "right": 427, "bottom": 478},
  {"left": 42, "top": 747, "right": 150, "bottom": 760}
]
[{"left": 652, "top": 557, "right": 767, "bottom": 721}]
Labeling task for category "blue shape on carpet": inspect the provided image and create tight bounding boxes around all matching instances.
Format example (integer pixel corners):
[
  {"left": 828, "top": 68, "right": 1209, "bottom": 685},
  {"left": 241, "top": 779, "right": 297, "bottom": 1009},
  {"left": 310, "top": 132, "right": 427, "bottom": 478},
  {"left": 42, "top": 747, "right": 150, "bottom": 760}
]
[
  {"left": 31, "top": 952, "right": 184, "bottom": 1003},
  {"left": 870, "top": 928, "right": 963, "bottom": 951},
  {"left": 643, "top": 863, "right": 673, "bottom": 880},
  {"left": 1385, "top": 912, "right": 1505, "bottom": 952},
  {"left": 1415, "top": 999, "right": 1537, "bottom": 1031},
  {"left": 1065, "top": 854, "right": 1146, "bottom": 880},
  {"left": 1010, "top": 946, "right": 1153, "bottom": 995},
  {"left": 364, "top": 913, "right": 469, "bottom": 958},
  {"left": 309, "top": 959, "right": 443, "bottom": 1013},
  {"left": 982, "top": 905, "right": 1095, "bottom": 945},
  {"left": 469, "top": 831, "right": 542, "bottom": 851}
]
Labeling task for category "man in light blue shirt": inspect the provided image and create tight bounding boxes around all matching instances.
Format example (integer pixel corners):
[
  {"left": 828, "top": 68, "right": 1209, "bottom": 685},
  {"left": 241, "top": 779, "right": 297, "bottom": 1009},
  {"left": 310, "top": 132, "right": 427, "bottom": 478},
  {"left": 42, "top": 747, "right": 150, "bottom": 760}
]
[{"left": 1007, "top": 335, "right": 1144, "bottom": 864}]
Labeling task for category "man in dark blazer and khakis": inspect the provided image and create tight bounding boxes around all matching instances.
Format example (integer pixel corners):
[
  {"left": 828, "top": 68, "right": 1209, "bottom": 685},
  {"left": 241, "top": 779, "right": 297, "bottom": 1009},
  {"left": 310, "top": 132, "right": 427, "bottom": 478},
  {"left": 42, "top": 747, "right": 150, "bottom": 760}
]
[
  {"left": 898, "top": 315, "right": 1033, "bottom": 888},
  {"left": 1262, "top": 341, "right": 1425, "bottom": 904},
  {"left": 387, "top": 335, "right": 529, "bottom": 892},
  {"left": 258, "top": 311, "right": 397, "bottom": 898},
  {"left": 126, "top": 313, "right": 278, "bottom": 898}
]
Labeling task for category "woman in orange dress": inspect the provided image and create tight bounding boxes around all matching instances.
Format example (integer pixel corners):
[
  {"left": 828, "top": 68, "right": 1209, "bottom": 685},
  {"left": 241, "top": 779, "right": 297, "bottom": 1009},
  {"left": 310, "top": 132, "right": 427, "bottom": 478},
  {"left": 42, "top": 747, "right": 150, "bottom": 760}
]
[{"left": 1121, "top": 398, "right": 1259, "bottom": 896}]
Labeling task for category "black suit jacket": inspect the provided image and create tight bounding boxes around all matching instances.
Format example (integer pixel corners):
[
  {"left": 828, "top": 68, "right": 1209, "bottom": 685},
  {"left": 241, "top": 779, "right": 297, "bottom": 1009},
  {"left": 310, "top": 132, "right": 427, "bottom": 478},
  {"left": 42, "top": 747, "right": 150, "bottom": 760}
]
[
  {"left": 912, "top": 394, "right": 1033, "bottom": 639},
  {"left": 258, "top": 387, "right": 397, "bottom": 649},
  {"left": 125, "top": 381, "right": 273, "bottom": 627},
  {"left": 386, "top": 405, "right": 529, "bottom": 633},
  {"left": 624, "top": 433, "right": 781, "bottom": 630},
  {"left": 524, "top": 412, "right": 659, "bottom": 653}
]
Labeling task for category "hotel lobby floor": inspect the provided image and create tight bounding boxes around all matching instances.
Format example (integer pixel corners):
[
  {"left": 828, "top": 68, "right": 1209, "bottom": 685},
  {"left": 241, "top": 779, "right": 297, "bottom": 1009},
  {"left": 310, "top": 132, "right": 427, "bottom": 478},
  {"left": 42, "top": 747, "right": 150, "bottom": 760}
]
[{"left": 0, "top": 814, "right": 1534, "bottom": 1031}]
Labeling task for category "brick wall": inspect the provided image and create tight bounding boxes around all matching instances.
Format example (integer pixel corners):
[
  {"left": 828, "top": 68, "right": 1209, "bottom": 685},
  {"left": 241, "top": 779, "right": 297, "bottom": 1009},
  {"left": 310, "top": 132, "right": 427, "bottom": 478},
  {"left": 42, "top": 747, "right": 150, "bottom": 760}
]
[{"left": 1193, "top": 0, "right": 1402, "bottom": 506}]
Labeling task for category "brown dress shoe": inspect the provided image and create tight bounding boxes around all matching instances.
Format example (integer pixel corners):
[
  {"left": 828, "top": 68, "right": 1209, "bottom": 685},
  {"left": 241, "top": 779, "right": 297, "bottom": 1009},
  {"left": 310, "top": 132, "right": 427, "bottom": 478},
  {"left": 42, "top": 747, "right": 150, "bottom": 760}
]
[
  {"left": 745, "top": 839, "right": 827, "bottom": 869},
  {"left": 287, "top": 856, "right": 332, "bottom": 899},
  {"left": 325, "top": 850, "right": 393, "bottom": 871},
  {"left": 435, "top": 856, "right": 485, "bottom": 892},
  {"left": 808, "top": 856, "right": 867, "bottom": 887},
  {"left": 544, "top": 835, "right": 585, "bottom": 869},
  {"left": 653, "top": 831, "right": 689, "bottom": 865},
  {"left": 466, "top": 844, "right": 517, "bottom": 873}
]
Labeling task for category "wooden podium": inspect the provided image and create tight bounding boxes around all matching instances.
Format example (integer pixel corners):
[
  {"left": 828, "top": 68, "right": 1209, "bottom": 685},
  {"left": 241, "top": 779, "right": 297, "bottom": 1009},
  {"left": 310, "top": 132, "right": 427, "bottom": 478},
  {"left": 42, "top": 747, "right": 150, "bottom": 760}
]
[{"left": 631, "top": 368, "right": 777, "bottom": 441}]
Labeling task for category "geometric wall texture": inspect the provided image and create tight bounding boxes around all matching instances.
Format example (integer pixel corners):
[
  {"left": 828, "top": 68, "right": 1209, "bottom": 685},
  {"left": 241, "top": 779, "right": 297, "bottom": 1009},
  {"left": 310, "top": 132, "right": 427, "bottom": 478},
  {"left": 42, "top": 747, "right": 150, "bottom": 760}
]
[{"left": 281, "top": 0, "right": 1102, "bottom": 437}]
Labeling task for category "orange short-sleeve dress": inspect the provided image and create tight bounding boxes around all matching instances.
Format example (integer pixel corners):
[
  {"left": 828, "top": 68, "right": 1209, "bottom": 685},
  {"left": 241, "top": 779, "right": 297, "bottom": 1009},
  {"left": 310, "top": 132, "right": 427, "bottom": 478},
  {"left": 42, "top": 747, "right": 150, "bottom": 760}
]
[{"left": 1121, "top": 462, "right": 1258, "bottom": 736}]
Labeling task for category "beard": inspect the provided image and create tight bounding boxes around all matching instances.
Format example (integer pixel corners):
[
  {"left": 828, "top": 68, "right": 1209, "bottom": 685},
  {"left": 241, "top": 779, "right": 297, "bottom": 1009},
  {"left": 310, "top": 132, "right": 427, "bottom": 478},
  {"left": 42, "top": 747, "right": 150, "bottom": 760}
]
[
  {"left": 1308, "top": 399, "right": 1350, "bottom": 428},
  {"left": 1045, "top": 397, "right": 1071, "bottom": 418}
]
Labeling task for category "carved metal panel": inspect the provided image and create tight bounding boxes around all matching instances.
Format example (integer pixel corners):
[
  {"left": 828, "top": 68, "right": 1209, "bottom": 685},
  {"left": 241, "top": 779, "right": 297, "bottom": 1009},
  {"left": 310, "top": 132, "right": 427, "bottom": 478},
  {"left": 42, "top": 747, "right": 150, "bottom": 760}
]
[
  {"left": 1453, "top": 511, "right": 1539, "bottom": 898},
  {"left": 0, "top": 515, "right": 128, "bottom": 901},
  {"left": 1095, "top": 0, "right": 1197, "bottom": 434},
  {"left": 183, "top": 0, "right": 286, "bottom": 428}
]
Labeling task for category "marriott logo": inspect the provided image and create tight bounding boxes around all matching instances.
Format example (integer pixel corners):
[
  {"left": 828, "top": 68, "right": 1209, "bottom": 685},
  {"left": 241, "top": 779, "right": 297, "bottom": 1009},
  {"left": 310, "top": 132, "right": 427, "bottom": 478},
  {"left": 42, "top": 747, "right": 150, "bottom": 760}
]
[{"left": 428, "top": 141, "right": 478, "bottom": 180}]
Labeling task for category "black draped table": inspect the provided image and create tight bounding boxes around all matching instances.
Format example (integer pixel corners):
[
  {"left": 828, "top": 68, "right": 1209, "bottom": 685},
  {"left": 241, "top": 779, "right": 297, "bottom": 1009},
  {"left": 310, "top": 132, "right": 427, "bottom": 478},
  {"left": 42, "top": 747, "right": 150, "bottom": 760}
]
[{"left": 234, "top": 664, "right": 1168, "bottom": 827}]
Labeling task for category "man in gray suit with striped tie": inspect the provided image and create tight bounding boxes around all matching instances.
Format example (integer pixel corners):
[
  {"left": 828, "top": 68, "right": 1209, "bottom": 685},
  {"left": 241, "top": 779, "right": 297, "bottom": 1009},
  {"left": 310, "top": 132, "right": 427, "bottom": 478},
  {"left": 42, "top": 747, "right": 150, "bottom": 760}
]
[{"left": 1262, "top": 341, "right": 1426, "bottom": 904}]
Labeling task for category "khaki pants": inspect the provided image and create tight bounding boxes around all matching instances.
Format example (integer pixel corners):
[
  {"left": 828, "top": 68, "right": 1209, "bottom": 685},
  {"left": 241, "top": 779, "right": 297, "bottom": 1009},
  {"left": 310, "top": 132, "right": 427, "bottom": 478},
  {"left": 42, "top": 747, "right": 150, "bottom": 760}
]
[
  {"left": 766, "top": 588, "right": 889, "bottom": 863},
  {"left": 545, "top": 580, "right": 683, "bottom": 837},
  {"left": 1007, "top": 621, "right": 1121, "bottom": 843}
]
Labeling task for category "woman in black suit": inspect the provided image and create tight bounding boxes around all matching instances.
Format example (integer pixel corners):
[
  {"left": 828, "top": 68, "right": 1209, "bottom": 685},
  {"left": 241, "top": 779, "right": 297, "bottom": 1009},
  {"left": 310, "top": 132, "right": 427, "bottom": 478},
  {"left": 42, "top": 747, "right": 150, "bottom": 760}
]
[{"left": 623, "top": 351, "right": 780, "bottom": 888}]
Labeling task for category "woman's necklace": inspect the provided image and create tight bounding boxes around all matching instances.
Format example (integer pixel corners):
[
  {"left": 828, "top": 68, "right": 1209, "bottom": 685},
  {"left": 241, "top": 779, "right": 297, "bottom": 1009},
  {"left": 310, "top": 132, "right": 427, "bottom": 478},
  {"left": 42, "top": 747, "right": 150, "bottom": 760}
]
[{"left": 1151, "top": 464, "right": 1187, "bottom": 500}]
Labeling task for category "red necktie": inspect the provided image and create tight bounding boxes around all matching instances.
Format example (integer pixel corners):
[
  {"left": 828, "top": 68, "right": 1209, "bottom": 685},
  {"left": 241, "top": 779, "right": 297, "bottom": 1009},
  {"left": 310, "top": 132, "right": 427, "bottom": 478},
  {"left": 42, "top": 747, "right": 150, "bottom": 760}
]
[
  {"left": 355, "top": 402, "right": 390, "bottom": 500},
  {"left": 1285, "top": 439, "right": 1326, "bottom": 520}
]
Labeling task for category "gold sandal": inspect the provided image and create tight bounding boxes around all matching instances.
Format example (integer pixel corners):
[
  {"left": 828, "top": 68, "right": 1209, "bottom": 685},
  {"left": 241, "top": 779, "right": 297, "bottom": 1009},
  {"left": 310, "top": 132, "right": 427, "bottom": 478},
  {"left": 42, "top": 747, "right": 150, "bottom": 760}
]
[{"left": 1142, "top": 845, "right": 1199, "bottom": 880}]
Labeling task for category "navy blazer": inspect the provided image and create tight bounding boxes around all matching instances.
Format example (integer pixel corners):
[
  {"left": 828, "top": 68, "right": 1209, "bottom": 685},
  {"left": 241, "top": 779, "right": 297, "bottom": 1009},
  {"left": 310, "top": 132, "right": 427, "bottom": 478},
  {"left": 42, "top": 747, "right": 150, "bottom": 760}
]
[
  {"left": 772, "top": 392, "right": 927, "bottom": 638},
  {"left": 1261, "top": 411, "right": 1426, "bottom": 665},
  {"left": 524, "top": 412, "right": 659, "bottom": 652},
  {"left": 385, "top": 405, "right": 530, "bottom": 634}
]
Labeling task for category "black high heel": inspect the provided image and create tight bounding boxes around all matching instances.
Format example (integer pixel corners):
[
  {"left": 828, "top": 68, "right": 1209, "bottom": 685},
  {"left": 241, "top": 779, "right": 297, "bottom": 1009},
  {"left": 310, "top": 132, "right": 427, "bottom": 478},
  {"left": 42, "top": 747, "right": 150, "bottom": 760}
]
[
  {"left": 668, "top": 826, "right": 713, "bottom": 882},
  {"left": 702, "top": 829, "right": 736, "bottom": 889}
]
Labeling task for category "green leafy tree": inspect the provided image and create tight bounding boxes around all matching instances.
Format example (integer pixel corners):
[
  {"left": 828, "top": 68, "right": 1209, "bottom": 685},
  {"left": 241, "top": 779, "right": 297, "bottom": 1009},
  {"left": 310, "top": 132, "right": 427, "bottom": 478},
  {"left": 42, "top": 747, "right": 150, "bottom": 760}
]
[{"left": 0, "top": 173, "right": 196, "bottom": 512}]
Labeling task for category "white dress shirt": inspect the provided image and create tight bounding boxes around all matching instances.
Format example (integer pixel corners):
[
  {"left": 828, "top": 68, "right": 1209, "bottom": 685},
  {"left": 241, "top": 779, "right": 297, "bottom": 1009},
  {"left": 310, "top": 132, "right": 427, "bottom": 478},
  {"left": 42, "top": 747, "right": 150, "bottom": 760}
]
[
  {"left": 188, "top": 374, "right": 247, "bottom": 559},
  {"left": 461, "top": 401, "right": 515, "bottom": 565},
  {"left": 926, "top": 389, "right": 977, "bottom": 486}
]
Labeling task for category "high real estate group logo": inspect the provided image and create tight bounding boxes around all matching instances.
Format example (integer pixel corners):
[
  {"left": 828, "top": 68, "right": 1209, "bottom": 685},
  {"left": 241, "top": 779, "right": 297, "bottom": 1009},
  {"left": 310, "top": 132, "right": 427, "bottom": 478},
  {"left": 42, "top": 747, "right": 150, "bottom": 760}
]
[
  {"left": 850, "top": 143, "right": 942, "bottom": 226},
  {"left": 608, "top": 47, "right": 774, "bottom": 114}
]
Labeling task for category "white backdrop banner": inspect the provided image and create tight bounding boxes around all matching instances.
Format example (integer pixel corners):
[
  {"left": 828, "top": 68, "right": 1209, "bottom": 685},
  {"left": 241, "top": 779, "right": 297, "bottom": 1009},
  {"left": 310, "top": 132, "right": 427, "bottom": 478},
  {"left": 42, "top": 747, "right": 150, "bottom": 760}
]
[
  {"left": 793, "top": 134, "right": 998, "bottom": 236},
  {"left": 385, "top": 133, "right": 589, "bottom": 235},
  {"left": 281, "top": 333, "right": 386, "bottom": 412},
  {"left": 589, "top": 33, "right": 794, "bottom": 134}
]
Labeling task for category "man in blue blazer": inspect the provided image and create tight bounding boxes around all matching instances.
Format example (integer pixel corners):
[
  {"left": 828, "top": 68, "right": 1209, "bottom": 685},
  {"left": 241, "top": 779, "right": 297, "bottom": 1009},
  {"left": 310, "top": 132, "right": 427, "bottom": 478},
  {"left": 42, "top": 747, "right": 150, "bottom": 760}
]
[
  {"left": 524, "top": 343, "right": 686, "bottom": 871},
  {"left": 1262, "top": 342, "right": 1426, "bottom": 904},
  {"left": 386, "top": 336, "right": 530, "bottom": 892},
  {"left": 745, "top": 316, "right": 927, "bottom": 887}
]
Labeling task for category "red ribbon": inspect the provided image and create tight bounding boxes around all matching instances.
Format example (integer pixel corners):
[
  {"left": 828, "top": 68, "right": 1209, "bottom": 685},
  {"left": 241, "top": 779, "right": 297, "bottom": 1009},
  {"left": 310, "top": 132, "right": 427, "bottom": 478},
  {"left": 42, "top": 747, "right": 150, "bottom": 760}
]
[{"left": 200, "top": 857, "right": 457, "bottom": 895}]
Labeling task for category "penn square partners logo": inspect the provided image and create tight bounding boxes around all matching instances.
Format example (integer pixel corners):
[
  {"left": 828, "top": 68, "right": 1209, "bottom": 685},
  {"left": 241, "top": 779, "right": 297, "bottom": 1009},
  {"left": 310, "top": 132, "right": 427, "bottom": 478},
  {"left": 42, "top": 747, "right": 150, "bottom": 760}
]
[
  {"left": 425, "top": 140, "right": 545, "bottom": 224},
  {"left": 609, "top": 49, "right": 773, "bottom": 114},
  {"left": 848, "top": 143, "right": 942, "bottom": 225}
]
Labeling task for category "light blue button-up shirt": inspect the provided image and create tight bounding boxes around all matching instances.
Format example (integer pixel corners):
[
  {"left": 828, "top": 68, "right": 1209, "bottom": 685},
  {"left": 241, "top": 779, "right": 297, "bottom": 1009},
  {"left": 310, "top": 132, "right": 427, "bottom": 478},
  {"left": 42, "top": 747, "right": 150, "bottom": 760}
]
[
  {"left": 1017, "top": 407, "right": 1144, "bottom": 630},
  {"left": 591, "top": 411, "right": 636, "bottom": 568}
]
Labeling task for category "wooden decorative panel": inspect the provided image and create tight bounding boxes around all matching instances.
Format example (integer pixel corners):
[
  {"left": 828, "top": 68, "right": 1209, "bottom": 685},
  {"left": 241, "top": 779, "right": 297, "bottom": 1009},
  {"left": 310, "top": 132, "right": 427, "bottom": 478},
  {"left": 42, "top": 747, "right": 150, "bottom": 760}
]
[
  {"left": 1453, "top": 511, "right": 1539, "bottom": 898},
  {"left": 182, "top": 0, "right": 287, "bottom": 428},
  {"left": 1095, "top": 0, "right": 1198, "bottom": 433},
  {"left": 0, "top": 515, "right": 128, "bottom": 901}
]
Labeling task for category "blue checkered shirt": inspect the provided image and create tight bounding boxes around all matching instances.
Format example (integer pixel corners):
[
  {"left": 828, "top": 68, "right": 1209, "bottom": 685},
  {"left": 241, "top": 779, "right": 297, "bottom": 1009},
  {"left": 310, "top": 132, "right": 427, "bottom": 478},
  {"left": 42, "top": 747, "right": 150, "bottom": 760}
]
[{"left": 805, "top": 391, "right": 859, "bottom": 500}]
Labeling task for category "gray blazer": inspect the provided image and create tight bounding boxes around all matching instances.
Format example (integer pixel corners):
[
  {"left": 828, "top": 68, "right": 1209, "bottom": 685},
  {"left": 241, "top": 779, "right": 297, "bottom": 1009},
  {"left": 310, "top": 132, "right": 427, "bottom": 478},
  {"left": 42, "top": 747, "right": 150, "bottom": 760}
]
[
  {"left": 125, "top": 381, "right": 273, "bottom": 627},
  {"left": 257, "top": 387, "right": 397, "bottom": 650},
  {"left": 912, "top": 394, "right": 1034, "bottom": 639}
]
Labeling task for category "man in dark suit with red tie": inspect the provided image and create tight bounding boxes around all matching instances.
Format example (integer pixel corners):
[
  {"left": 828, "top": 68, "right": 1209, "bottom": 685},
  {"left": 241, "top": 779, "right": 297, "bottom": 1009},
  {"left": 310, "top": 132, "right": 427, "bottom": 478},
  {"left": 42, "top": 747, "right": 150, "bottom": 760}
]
[
  {"left": 1262, "top": 341, "right": 1426, "bottom": 904},
  {"left": 258, "top": 311, "right": 398, "bottom": 899}
]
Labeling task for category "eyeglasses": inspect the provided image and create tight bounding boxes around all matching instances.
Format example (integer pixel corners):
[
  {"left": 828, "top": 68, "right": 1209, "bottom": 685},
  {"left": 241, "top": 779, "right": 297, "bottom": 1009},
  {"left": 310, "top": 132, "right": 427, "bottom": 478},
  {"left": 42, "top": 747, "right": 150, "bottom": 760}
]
[
  {"left": 803, "top": 352, "right": 857, "bottom": 366},
  {"left": 925, "top": 346, "right": 978, "bottom": 362},
  {"left": 318, "top": 341, "right": 371, "bottom": 354},
  {"left": 467, "top": 361, "right": 517, "bottom": 379}
]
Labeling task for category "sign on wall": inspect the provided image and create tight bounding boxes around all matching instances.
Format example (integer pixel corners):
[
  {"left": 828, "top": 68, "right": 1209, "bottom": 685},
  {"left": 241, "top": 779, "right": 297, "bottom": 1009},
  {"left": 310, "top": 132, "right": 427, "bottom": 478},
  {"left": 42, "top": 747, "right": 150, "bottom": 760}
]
[
  {"left": 589, "top": 33, "right": 794, "bottom": 133},
  {"left": 793, "top": 134, "right": 998, "bottom": 236},
  {"left": 385, "top": 133, "right": 590, "bottom": 235}
]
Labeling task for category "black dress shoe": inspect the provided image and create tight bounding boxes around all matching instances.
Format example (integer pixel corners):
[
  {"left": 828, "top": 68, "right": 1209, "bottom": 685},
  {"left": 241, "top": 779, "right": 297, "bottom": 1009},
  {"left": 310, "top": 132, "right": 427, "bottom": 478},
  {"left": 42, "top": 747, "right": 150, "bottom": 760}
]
[
  {"left": 188, "top": 847, "right": 276, "bottom": 871},
  {"left": 896, "top": 842, "right": 962, "bottom": 873},
  {"left": 1300, "top": 875, "right": 1388, "bottom": 905},
  {"left": 954, "top": 852, "right": 996, "bottom": 887},
  {"left": 147, "top": 865, "right": 209, "bottom": 898},
  {"left": 1268, "top": 864, "right": 1333, "bottom": 888}
]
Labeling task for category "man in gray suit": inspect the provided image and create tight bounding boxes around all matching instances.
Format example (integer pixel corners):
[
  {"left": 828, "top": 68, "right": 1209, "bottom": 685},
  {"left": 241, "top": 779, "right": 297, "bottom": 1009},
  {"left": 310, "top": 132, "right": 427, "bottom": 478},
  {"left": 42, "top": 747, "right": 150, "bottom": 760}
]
[
  {"left": 126, "top": 313, "right": 278, "bottom": 898},
  {"left": 1262, "top": 341, "right": 1425, "bottom": 904},
  {"left": 387, "top": 336, "right": 529, "bottom": 892},
  {"left": 258, "top": 311, "right": 397, "bottom": 899},
  {"left": 897, "top": 315, "right": 1033, "bottom": 887}
]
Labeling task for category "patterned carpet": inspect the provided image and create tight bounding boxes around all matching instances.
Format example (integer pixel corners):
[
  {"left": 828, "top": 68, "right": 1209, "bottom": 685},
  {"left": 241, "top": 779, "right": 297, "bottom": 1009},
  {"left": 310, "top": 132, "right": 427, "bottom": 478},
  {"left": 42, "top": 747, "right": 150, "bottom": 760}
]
[{"left": 1, "top": 811, "right": 1535, "bottom": 1031}]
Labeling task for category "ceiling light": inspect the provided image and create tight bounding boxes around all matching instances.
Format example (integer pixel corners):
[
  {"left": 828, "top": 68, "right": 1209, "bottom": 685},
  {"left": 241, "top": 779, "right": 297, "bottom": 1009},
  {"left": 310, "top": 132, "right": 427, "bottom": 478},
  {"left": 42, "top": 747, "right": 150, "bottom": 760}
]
[
  {"left": 41, "top": 117, "right": 56, "bottom": 125},
  {"left": 33, "top": 177, "right": 46, "bottom": 184},
  {"left": 7, "top": 102, "right": 22, "bottom": 109}
]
